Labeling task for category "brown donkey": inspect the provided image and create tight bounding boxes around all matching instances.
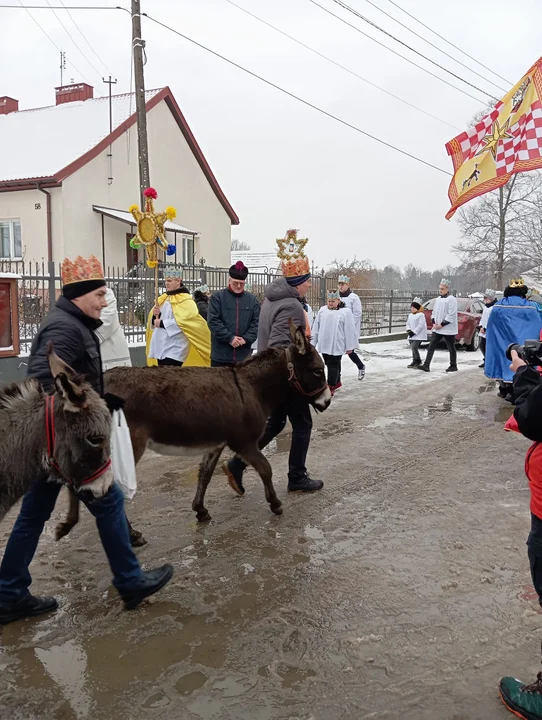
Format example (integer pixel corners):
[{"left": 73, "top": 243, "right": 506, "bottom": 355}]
[{"left": 56, "top": 322, "right": 331, "bottom": 541}]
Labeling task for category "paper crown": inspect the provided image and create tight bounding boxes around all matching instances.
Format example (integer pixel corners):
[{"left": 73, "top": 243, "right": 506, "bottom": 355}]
[
  {"left": 195, "top": 284, "right": 209, "bottom": 294},
  {"left": 412, "top": 296, "right": 424, "bottom": 305},
  {"left": 163, "top": 267, "right": 182, "bottom": 279},
  {"left": 276, "top": 229, "right": 310, "bottom": 278},
  {"left": 440, "top": 278, "right": 451, "bottom": 286},
  {"left": 61, "top": 255, "right": 104, "bottom": 286},
  {"left": 509, "top": 278, "right": 526, "bottom": 288},
  {"left": 338, "top": 275, "right": 350, "bottom": 284},
  {"left": 484, "top": 288, "right": 496, "bottom": 298},
  {"left": 327, "top": 290, "right": 340, "bottom": 300}
]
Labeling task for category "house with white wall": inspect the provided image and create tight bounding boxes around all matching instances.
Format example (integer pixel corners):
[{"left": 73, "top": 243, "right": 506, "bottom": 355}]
[{"left": 0, "top": 84, "right": 239, "bottom": 269}]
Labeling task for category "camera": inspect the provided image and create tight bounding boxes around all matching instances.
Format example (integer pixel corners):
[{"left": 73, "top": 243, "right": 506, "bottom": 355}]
[{"left": 506, "top": 339, "right": 542, "bottom": 366}]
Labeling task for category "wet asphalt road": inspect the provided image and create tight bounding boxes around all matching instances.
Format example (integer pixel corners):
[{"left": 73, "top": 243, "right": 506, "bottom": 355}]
[{"left": 0, "top": 342, "right": 539, "bottom": 720}]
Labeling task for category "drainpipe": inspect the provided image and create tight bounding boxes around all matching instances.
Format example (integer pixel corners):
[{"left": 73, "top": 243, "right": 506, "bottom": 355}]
[{"left": 37, "top": 185, "right": 53, "bottom": 262}]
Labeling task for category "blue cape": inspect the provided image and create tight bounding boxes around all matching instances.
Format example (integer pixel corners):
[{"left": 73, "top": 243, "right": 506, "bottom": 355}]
[{"left": 485, "top": 297, "right": 542, "bottom": 381}]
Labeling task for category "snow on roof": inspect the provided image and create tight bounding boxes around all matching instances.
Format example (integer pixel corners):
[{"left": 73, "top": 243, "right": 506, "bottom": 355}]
[
  {"left": 0, "top": 272, "right": 21, "bottom": 279},
  {"left": 93, "top": 206, "right": 197, "bottom": 235},
  {"left": 0, "top": 89, "right": 161, "bottom": 182}
]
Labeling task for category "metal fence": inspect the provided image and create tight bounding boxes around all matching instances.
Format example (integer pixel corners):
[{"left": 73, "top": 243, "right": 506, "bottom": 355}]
[{"left": 0, "top": 259, "right": 438, "bottom": 354}]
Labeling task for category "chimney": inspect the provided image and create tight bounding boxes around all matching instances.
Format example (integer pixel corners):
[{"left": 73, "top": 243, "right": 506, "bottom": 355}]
[
  {"left": 55, "top": 82, "right": 94, "bottom": 106},
  {"left": 0, "top": 96, "right": 19, "bottom": 115}
]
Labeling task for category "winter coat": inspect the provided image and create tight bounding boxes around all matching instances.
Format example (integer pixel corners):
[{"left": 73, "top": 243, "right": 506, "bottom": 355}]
[
  {"left": 431, "top": 294, "right": 458, "bottom": 335},
  {"left": 208, "top": 288, "right": 260, "bottom": 363},
  {"left": 193, "top": 291, "right": 209, "bottom": 321},
  {"left": 339, "top": 289, "right": 362, "bottom": 337},
  {"left": 27, "top": 294, "right": 104, "bottom": 395},
  {"left": 406, "top": 311, "right": 427, "bottom": 341},
  {"left": 258, "top": 277, "right": 307, "bottom": 351},
  {"left": 311, "top": 306, "right": 358, "bottom": 355},
  {"left": 512, "top": 366, "right": 542, "bottom": 519},
  {"left": 96, "top": 288, "right": 132, "bottom": 371}
]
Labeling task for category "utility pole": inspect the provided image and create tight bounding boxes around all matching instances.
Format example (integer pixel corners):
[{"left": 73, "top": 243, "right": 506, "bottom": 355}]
[
  {"left": 59, "top": 51, "right": 66, "bottom": 86},
  {"left": 131, "top": 0, "right": 150, "bottom": 206},
  {"left": 103, "top": 76, "right": 117, "bottom": 185}
]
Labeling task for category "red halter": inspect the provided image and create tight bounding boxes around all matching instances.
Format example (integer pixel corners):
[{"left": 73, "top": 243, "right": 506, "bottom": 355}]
[
  {"left": 45, "top": 394, "right": 112, "bottom": 488},
  {"left": 285, "top": 348, "right": 329, "bottom": 398}
]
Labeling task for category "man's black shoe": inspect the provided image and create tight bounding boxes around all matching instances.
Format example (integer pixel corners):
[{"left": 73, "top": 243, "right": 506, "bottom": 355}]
[
  {"left": 288, "top": 474, "right": 324, "bottom": 493},
  {"left": 224, "top": 460, "right": 245, "bottom": 496},
  {"left": 0, "top": 594, "right": 58, "bottom": 625},
  {"left": 479, "top": 362, "right": 485, "bottom": 368},
  {"left": 121, "top": 564, "right": 174, "bottom": 610},
  {"left": 416, "top": 364, "right": 430, "bottom": 372},
  {"left": 446, "top": 365, "right": 458, "bottom": 373},
  {"left": 407, "top": 362, "right": 421, "bottom": 369}
]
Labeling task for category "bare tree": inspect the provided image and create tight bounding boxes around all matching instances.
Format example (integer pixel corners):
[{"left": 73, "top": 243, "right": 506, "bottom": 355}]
[
  {"left": 328, "top": 256, "right": 377, "bottom": 288},
  {"left": 454, "top": 172, "right": 542, "bottom": 289},
  {"left": 231, "top": 238, "right": 251, "bottom": 252}
]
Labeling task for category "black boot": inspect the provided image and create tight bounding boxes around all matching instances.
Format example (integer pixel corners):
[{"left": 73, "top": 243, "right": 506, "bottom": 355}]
[
  {"left": 407, "top": 361, "right": 421, "bottom": 369},
  {"left": 121, "top": 564, "right": 174, "bottom": 610},
  {"left": 288, "top": 474, "right": 324, "bottom": 493},
  {"left": 417, "top": 364, "right": 430, "bottom": 372},
  {"left": 446, "top": 365, "right": 458, "bottom": 373},
  {"left": 224, "top": 459, "right": 245, "bottom": 496},
  {"left": 0, "top": 594, "right": 58, "bottom": 625}
]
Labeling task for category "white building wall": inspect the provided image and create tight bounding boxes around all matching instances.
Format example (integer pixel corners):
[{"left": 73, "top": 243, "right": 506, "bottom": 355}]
[{"left": 0, "top": 189, "right": 48, "bottom": 264}]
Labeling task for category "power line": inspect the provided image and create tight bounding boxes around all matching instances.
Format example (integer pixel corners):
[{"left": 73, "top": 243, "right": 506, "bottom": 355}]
[
  {"left": 141, "top": 11, "right": 451, "bottom": 176},
  {"left": 57, "top": 0, "right": 115, "bottom": 77},
  {"left": 359, "top": 0, "right": 507, "bottom": 92},
  {"left": 307, "top": 0, "right": 488, "bottom": 104},
  {"left": 225, "top": 0, "right": 459, "bottom": 131},
  {"left": 326, "top": 0, "right": 499, "bottom": 100},
  {"left": 16, "top": 0, "right": 91, "bottom": 83},
  {"left": 384, "top": 0, "right": 512, "bottom": 86},
  {"left": 43, "top": 0, "right": 105, "bottom": 82}
]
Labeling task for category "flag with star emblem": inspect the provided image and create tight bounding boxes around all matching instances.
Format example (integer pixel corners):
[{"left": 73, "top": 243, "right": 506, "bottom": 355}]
[{"left": 445, "top": 56, "right": 542, "bottom": 219}]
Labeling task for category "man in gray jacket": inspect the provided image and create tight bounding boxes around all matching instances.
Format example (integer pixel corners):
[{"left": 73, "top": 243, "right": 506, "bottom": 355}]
[{"left": 224, "top": 230, "right": 323, "bottom": 494}]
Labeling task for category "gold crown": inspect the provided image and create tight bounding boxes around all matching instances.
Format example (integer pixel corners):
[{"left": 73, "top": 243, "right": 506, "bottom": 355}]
[
  {"left": 61, "top": 255, "right": 104, "bottom": 286},
  {"left": 509, "top": 278, "right": 525, "bottom": 288},
  {"left": 276, "top": 229, "right": 310, "bottom": 278}
]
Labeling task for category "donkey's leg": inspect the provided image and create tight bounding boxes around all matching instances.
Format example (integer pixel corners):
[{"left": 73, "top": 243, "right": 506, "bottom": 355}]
[
  {"left": 126, "top": 517, "right": 147, "bottom": 547},
  {"left": 124, "top": 426, "right": 148, "bottom": 546},
  {"left": 241, "top": 445, "right": 283, "bottom": 516},
  {"left": 192, "top": 445, "right": 226, "bottom": 523},
  {"left": 55, "top": 489, "right": 81, "bottom": 540}
]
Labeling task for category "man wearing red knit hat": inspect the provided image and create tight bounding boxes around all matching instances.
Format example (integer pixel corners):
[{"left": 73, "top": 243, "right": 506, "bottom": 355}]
[{"left": 208, "top": 261, "right": 260, "bottom": 367}]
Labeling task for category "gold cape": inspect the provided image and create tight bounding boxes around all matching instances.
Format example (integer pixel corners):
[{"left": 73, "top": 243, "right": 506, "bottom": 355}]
[{"left": 146, "top": 292, "right": 211, "bottom": 367}]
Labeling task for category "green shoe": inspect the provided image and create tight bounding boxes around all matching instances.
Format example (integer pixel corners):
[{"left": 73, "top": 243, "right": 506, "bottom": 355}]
[{"left": 500, "top": 673, "right": 542, "bottom": 719}]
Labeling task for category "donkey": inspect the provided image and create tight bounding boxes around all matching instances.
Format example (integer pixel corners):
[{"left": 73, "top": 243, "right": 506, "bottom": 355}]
[
  {"left": 56, "top": 322, "right": 331, "bottom": 540},
  {"left": 0, "top": 346, "right": 113, "bottom": 522}
]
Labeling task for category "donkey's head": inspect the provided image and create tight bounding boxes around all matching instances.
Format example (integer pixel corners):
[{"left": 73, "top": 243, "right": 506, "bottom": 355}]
[
  {"left": 47, "top": 345, "right": 113, "bottom": 499},
  {"left": 287, "top": 320, "right": 331, "bottom": 412}
]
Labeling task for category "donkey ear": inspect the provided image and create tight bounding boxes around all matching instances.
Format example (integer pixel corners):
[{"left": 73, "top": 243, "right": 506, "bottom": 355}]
[
  {"left": 47, "top": 343, "right": 77, "bottom": 380},
  {"left": 288, "top": 318, "right": 297, "bottom": 341},
  {"left": 55, "top": 373, "right": 88, "bottom": 412}
]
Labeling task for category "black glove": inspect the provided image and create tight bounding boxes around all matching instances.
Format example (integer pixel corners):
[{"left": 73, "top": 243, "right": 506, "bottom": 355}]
[
  {"left": 407, "top": 330, "right": 415, "bottom": 338},
  {"left": 104, "top": 392, "right": 125, "bottom": 413}
]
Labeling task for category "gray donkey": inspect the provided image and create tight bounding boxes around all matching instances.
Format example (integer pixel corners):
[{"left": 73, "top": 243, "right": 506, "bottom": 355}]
[{"left": 0, "top": 346, "right": 113, "bottom": 521}]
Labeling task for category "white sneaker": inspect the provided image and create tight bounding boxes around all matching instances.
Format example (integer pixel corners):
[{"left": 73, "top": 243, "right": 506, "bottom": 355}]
[{"left": 358, "top": 367, "right": 366, "bottom": 380}]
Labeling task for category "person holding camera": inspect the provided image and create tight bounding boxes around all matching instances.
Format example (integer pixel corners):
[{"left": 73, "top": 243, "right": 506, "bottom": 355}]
[{"left": 499, "top": 345, "right": 542, "bottom": 718}]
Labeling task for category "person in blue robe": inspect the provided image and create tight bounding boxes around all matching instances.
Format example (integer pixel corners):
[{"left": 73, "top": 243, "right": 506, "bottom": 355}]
[{"left": 485, "top": 279, "right": 542, "bottom": 401}]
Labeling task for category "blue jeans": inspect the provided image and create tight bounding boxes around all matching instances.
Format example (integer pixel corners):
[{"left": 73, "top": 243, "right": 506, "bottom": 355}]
[{"left": 0, "top": 478, "right": 143, "bottom": 602}]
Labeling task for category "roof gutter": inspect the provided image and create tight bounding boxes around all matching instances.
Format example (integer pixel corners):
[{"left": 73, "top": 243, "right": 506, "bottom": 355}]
[{"left": 37, "top": 184, "right": 53, "bottom": 263}]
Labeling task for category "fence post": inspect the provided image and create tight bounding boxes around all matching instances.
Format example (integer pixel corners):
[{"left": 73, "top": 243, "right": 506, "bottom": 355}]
[
  {"left": 388, "top": 289, "right": 394, "bottom": 333},
  {"left": 200, "top": 267, "right": 207, "bottom": 285},
  {"left": 320, "top": 274, "right": 326, "bottom": 308},
  {"left": 47, "top": 260, "right": 56, "bottom": 311}
]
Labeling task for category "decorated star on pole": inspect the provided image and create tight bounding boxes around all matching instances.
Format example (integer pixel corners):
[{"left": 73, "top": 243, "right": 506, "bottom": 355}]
[{"left": 129, "top": 188, "right": 177, "bottom": 268}]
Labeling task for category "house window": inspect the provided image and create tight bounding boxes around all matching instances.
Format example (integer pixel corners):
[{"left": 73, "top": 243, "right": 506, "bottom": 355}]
[
  {"left": 0, "top": 220, "right": 22, "bottom": 259},
  {"left": 182, "top": 235, "right": 194, "bottom": 265}
]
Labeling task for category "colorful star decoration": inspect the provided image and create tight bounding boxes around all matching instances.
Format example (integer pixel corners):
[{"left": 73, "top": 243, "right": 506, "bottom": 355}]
[
  {"left": 477, "top": 119, "right": 514, "bottom": 161},
  {"left": 129, "top": 188, "right": 177, "bottom": 268}
]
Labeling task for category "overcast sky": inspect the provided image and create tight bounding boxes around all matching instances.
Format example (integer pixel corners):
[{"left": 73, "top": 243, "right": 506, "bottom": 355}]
[{"left": 2, "top": 0, "right": 541, "bottom": 270}]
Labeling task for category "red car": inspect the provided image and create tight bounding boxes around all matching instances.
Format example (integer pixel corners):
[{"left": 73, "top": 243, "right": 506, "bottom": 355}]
[{"left": 423, "top": 297, "right": 483, "bottom": 351}]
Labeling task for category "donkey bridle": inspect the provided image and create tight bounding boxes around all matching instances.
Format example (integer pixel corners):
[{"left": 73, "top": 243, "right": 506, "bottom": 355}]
[
  {"left": 285, "top": 347, "right": 329, "bottom": 398},
  {"left": 45, "top": 394, "right": 112, "bottom": 488}
]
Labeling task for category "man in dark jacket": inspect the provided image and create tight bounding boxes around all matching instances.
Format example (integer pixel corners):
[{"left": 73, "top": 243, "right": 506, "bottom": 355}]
[
  {"left": 208, "top": 262, "right": 260, "bottom": 367},
  {"left": 224, "top": 230, "right": 323, "bottom": 494},
  {"left": 0, "top": 255, "right": 173, "bottom": 625}
]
